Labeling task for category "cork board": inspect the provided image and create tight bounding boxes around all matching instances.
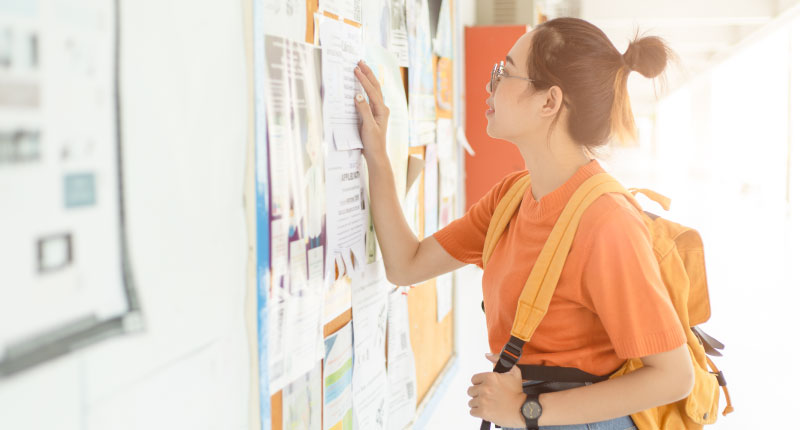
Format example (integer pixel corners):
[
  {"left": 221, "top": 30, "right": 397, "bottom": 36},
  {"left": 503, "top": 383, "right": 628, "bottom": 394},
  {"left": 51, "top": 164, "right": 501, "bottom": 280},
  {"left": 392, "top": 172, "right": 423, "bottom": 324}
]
[
  {"left": 268, "top": 146, "right": 455, "bottom": 426},
  {"left": 407, "top": 279, "right": 454, "bottom": 403},
  {"left": 265, "top": 1, "right": 455, "bottom": 427},
  {"left": 406, "top": 146, "right": 455, "bottom": 403}
]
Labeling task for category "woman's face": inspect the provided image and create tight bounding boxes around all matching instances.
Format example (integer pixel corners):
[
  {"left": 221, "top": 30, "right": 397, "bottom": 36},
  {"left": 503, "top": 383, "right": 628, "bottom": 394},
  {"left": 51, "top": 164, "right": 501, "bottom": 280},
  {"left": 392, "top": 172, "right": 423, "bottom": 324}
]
[{"left": 485, "top": 30, "right": 562, "bottom": 144}]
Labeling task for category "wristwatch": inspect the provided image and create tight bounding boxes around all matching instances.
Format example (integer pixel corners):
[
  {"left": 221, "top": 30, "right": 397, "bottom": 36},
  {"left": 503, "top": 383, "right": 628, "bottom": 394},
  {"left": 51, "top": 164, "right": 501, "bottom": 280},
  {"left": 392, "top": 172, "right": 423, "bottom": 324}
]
[{"left": 520, "top": 393, "right": 542, "bottom": 430}]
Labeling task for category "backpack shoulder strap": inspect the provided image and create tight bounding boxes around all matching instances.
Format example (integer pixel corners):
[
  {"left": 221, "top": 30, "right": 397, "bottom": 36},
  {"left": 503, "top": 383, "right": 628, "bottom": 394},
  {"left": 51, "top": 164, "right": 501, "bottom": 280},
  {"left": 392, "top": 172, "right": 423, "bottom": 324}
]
[{"left": 482, "top": 174, "right": 531, "bottom": 267}]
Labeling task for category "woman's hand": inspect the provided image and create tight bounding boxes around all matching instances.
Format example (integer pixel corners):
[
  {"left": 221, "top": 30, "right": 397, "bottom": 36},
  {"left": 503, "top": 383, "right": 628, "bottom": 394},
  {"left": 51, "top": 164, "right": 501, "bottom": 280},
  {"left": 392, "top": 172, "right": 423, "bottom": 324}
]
[
  {"left": 353, "top": 60, "right": 389, "bottom": 163},
  {"left": 467, "top": 353, "right": 527, "bottom": 428}
]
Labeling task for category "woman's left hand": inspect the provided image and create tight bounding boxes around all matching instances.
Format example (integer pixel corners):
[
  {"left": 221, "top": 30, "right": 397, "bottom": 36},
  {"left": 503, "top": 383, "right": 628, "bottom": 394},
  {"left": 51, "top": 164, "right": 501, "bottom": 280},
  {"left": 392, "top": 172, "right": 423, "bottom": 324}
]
[{"left": 467, "top": 353, "right": 528, "bottom": 428}]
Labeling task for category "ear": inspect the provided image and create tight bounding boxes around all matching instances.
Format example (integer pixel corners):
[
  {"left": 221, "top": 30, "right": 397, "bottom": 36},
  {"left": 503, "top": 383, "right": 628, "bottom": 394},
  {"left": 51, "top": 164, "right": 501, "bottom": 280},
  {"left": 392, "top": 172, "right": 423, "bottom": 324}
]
[{"left": 540, "top": 85, "right": 564, "bottom": 118}]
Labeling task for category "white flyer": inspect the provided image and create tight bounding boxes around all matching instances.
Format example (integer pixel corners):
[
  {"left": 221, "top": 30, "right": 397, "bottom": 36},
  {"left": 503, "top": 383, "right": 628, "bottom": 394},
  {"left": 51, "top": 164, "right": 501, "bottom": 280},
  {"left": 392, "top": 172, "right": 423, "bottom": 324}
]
[
  {"left": 386, "top": 289, "right": 417, "bottom": 430},
  {"left": 264, "top": 0, "right": 308, "bottom": 43},
  {"left": 324, "top": 144, "right": 368, "bottom": 284},
  {"left": 352, "top": 263, "right": 390, "bottom": 429},
  {"left": 320, "top": 15, "right": 364, "bottom": 151}
]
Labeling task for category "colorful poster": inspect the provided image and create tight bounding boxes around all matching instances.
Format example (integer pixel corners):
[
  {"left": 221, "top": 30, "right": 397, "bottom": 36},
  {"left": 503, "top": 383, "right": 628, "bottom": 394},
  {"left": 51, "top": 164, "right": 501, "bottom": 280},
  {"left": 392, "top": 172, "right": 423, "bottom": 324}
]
[
  {"left": 324, "top": 322, "right": 355, "bottom": 430},
  {"left": 435, "top": 56, "right": 453, "bottom": 119},
  {"left": 264, "top": 34, "right": 327, "bottom": 393}
]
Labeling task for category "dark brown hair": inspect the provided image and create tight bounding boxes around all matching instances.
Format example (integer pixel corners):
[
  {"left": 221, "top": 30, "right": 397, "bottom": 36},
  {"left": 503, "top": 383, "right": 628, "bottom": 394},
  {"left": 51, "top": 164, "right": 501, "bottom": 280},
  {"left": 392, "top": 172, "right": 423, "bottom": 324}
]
[{"left": 527, "top": 17, "right": 673, "bottom": 149}]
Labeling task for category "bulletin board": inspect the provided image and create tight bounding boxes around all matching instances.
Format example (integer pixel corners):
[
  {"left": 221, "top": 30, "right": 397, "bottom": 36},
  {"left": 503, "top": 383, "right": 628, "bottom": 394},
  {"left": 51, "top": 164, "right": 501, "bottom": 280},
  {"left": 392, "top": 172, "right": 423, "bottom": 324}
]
[{"left": 254, "top": 0, "right": 459, "bottom": 429}]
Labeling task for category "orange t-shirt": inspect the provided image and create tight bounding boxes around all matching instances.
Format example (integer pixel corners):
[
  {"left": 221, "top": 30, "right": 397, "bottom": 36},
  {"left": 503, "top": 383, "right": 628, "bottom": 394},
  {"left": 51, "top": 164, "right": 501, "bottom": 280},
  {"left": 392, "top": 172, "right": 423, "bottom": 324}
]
[{"left": 433, "top": 159, "right": 686, "bottom": 376}]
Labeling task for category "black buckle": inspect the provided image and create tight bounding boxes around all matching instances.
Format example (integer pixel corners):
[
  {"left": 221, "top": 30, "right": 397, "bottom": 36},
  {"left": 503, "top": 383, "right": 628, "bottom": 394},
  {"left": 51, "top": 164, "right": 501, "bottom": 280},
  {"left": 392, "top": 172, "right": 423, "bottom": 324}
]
[
  {"left": 713, "top": 370, "right": 727, "bottom": 387},
  {"left": 481, "top": 337, "right": 527, "bottom": 430},
  {"left": 494, "top": 336, "right": 525, "bottom": 374}
]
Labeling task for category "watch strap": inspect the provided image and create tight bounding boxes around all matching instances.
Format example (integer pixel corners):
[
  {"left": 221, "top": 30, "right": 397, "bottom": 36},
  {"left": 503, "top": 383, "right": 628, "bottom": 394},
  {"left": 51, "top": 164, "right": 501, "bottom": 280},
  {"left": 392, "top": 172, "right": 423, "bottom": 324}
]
[{"left": 521, "top": 392, "right": 541, "bottom": 430}]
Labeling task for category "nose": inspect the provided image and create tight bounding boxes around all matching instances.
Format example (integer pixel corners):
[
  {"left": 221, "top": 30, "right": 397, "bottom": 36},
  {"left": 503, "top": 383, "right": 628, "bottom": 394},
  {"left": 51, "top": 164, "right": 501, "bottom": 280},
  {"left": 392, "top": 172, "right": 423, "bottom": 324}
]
[{"left": 485, "top": 79, "right": 491, "bottom": 95}]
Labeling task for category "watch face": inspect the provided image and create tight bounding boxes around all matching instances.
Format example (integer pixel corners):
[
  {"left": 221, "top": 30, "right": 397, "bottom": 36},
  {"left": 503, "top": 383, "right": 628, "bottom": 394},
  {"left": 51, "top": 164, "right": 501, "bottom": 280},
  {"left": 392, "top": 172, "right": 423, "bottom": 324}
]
[{"left": 522, "top": 400, "right": 542, "bottom": 419}]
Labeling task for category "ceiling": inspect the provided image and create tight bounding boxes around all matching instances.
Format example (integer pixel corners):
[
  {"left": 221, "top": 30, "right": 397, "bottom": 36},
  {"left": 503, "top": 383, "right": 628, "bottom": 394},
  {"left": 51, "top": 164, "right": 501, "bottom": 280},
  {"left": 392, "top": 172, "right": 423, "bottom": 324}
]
[
  {"left": 578, "top": 0, "right": 799, "bottom": 117},
  {"left": 477, "top": 0, "right": 800, "bottom": 117}
]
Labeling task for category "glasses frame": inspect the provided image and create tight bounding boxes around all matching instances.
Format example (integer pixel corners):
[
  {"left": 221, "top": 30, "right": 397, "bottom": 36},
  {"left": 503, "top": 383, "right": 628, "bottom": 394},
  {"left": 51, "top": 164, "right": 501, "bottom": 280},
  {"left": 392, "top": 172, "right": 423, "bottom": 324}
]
[{"left": 490, "top": 60, "right": 547, "bottom": 93}]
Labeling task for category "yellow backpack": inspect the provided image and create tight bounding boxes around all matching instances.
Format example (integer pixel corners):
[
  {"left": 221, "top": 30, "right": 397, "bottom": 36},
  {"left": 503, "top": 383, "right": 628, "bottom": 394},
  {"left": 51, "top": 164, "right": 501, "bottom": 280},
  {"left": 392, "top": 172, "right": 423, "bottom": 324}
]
[{"left": 480, "top": 172, "right": 733, "bottom": 430}]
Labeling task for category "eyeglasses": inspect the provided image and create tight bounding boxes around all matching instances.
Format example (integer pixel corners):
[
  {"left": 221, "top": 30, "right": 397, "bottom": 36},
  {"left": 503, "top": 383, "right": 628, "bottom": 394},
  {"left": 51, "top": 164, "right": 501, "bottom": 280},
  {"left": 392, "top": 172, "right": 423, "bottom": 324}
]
[{"left": 490, "top": 60, "right": 546, "bottom": 93}]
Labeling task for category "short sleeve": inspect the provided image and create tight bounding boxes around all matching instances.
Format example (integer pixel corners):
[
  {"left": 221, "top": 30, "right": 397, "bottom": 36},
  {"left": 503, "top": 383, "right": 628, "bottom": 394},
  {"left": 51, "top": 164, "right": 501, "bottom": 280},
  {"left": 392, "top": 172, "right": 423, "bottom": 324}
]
[
  {"left": 433, "top": 171, "right": 526, "bottom": 269},
  {"left": 581, "top": 205, "right": 687, "bottom": 359}
]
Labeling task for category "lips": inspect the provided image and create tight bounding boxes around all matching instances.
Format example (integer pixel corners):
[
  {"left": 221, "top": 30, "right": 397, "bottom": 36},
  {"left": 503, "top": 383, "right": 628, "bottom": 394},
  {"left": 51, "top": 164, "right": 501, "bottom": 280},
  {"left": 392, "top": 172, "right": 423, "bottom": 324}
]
[{"left": 486, "top": 98, "right": 495, "bottom": 115}]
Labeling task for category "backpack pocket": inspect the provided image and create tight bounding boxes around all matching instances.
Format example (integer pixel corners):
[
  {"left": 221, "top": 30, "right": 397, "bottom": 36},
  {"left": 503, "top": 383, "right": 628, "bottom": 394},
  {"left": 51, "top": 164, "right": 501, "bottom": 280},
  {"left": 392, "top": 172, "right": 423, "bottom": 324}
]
[{"left": 683, "top": 358, "right": 720, "bottom": 425}]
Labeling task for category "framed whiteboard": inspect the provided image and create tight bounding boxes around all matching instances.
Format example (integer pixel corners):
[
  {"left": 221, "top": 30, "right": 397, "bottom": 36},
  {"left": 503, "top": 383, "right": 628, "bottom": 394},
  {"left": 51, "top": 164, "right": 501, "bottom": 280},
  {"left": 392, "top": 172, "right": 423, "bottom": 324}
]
[{"left": 0, "top": 0, "right": 141, "bottom": 377}]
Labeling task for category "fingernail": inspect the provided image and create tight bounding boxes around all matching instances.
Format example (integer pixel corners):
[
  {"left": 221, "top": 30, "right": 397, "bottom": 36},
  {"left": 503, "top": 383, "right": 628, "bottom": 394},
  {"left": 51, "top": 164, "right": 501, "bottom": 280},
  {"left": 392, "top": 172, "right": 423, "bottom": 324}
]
[{"left": 356, "top": 94, "right": 364, "bottom": 102}]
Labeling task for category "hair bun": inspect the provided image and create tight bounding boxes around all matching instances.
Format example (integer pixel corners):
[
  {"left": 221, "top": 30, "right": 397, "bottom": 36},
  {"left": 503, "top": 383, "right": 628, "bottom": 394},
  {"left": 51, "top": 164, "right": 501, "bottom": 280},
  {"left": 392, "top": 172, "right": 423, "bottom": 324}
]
[{"left": 622, "top": 35, "right": 671, "bottom": 79}]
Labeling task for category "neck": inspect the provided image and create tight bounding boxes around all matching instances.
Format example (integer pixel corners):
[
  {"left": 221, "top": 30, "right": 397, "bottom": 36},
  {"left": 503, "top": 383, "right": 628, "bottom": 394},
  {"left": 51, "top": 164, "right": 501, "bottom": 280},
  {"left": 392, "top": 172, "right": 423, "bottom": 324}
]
[{"left": 514, "top": 129, "right": 591, "bottom": 201}]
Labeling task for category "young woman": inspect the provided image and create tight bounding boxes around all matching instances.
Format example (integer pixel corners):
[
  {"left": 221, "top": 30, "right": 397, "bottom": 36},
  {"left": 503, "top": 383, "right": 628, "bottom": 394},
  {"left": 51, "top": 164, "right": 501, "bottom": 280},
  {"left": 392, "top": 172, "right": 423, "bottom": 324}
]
[{"left": 353, "top": 17, "right": 694, "bottom": 430}]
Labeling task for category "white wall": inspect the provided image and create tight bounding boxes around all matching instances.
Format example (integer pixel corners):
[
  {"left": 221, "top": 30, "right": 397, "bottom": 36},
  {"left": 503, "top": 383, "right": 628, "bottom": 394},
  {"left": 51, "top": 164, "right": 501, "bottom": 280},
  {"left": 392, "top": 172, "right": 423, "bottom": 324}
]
[{"left": 0, "top": 1, "right": 256, "bottom": 429}]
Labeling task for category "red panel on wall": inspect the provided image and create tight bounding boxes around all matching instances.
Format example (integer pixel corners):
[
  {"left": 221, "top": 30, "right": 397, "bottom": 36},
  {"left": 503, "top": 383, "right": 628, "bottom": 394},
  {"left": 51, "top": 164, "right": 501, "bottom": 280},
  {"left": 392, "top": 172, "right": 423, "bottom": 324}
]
[{"left": 464, "top": 25, "right": 527, "bottom": 209}]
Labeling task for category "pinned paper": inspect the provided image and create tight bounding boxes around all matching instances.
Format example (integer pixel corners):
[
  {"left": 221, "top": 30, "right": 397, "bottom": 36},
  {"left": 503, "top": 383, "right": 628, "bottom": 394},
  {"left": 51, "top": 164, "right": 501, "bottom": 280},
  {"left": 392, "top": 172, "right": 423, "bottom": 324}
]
[
  {"left": 457, "top": 126, "right": 475, "bottom": 156},
  {"left": 405, "top": 155, "right": 425, "bottom": 196},
  {"left": 424, "top": 144, "right": 438, "bottom": 237},
  {"left": 319, "top": 15, "right": 364, "bottom": 150}
]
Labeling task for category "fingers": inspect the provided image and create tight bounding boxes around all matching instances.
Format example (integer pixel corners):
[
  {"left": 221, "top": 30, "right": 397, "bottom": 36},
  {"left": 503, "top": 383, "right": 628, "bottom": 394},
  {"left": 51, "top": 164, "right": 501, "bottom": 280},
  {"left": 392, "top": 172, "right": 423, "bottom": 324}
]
[
  {"left": 468, "top": 397, "right": 485, "bottom": 419},
  {"left": 357, "top": 61, "right": 382, "bottom": 95},
  {"left": 468, "top": 391, "right": 483, "bottom": 419},
  {"left": 354, "top": 62, "right": 390, "bottom": 124},
  {"left": 471, "top": 372, "right": 490, "bottom": 385},
  {"left": 353, "top": 93, "right": 375, "bottom": 125},
  {"left": 354, "top": 66, "right": 383, "bottom": 107},
  {"left": 354, "top": 67, "right": 389, "bottom": 126},
  {"left": 509, "top": 364, "right": 521, "bottom": 378},
  {"left": 485, "top": 353, "right": 499, "bottom": 364}
]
